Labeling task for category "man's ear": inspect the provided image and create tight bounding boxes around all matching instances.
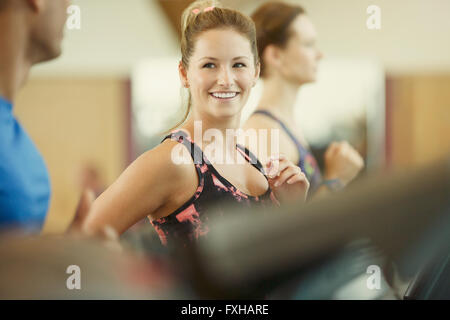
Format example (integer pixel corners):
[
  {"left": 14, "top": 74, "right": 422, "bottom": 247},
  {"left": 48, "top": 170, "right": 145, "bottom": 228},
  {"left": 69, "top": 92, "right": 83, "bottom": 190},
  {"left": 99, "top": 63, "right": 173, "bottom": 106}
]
[
  {"left": 26, "top": 0, "right": 44, "bottom": 13},
  {"left": 178, "top": 61, "right": 189, "bottom": 88}
]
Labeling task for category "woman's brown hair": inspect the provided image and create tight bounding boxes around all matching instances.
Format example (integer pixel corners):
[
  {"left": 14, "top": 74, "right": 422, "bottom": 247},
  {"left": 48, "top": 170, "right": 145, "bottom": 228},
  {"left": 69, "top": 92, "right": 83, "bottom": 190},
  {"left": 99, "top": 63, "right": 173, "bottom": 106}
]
[
  {"left": 168, "top": 0, "right": 259, "bottom": 132},
  {"left": 251, "top": 2, "right": 305, "bottom": 78}
]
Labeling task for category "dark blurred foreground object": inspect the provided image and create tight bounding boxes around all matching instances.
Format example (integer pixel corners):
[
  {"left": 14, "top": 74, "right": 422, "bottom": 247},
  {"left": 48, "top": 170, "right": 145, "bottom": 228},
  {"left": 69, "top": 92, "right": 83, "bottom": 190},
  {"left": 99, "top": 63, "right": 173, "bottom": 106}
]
[
  {"left": 3, "top": 156, "right": 447, "bottom": 299},
  {"left": 176, "top": 157, "right": 450, "bottom": 299},
  {"left": 0, "top": 234, "right": 180, "bottom": 299},
  {"left": 404, "top": 235, "right": 450, "bottom": 300}
]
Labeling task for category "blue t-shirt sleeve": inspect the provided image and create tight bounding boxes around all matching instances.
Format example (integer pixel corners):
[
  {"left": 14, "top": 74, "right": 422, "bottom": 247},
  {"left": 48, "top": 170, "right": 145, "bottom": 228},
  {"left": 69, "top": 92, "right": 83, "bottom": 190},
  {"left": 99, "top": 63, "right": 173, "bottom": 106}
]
[{"left": 0, "top": 97, "right": 51, "bottom": 233}]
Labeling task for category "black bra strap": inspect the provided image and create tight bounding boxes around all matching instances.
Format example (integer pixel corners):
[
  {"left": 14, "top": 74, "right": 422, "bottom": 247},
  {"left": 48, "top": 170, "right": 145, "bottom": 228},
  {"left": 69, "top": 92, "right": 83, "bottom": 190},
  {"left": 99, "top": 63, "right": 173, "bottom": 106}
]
[
  {"left": 162, "top": 130, "right": 266, "bottom": 177},
  {"left": 161, "top": 130, "right": 205, "bottom": 165},
  {"left": 236, "top": 144, "right": 267, "bottom": 177}
]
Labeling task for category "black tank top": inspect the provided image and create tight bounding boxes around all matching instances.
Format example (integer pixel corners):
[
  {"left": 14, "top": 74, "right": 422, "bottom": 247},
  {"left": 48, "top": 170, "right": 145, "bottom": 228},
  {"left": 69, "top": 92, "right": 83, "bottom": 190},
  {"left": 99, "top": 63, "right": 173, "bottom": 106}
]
[{"left": 150, "top": 130, "right": 277, "bottom": 247}]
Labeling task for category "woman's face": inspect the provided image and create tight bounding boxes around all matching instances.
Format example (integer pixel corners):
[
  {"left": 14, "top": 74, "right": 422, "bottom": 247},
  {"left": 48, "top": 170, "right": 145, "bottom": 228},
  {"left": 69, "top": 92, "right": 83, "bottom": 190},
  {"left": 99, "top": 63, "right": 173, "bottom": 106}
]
[
  {"left": 180, "top": 28, "right": 259, "bottom": 120},
  {"left": 278, "top": 14, "right": 323, "bottom": 85}
]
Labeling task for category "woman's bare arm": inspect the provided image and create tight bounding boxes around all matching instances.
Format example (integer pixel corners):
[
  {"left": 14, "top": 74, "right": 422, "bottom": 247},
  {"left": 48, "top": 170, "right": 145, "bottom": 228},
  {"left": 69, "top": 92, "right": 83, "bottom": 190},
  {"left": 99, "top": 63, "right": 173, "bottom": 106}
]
[{"left": 82, "top": 140, "right": 197, "bottom": 236}]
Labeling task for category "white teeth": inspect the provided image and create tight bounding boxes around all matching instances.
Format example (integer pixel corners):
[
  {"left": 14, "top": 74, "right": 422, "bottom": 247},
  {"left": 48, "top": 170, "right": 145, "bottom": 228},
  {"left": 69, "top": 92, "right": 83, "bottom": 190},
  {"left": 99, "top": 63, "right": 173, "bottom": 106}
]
[{"left": 211, "top": 92, "right": 237, "bottom": 99}]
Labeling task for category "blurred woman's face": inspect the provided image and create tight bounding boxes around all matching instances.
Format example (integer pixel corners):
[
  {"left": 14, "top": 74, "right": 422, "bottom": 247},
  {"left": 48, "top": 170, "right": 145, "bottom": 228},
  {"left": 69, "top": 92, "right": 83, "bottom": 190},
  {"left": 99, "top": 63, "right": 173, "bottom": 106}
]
[
  {"left": 278, "top": 14, "right": 323, "bottom": 85},
  {"left": 180, "top": 28, "right": 259, "bottom": 121}
]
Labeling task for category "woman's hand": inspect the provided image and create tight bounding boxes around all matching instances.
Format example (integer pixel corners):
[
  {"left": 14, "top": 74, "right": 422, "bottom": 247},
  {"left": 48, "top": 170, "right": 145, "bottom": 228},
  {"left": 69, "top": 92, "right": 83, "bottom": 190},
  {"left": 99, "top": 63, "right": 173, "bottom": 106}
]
[
  {"left": 324, "top": 141, "right": 364, "bottom": 186},
  {"left": 68, "top": 188, "right": 95, "bottom": 233},
  {"left": 265, "top": 154, "right": 310, "bottom": 204}
]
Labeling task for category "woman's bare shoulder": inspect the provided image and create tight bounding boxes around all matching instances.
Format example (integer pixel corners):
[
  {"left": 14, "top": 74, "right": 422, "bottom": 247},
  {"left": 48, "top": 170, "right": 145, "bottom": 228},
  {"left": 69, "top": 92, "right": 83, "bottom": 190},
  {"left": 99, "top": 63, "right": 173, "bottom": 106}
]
[
  {"left": 136, "top": 139, "right": 197, "bottom": 183},
  {"left": 84, "top": 139, "right": 198, "bottom": 234},
  {"left": 243, "top": 112, "right": 281, "bottom": 131}
]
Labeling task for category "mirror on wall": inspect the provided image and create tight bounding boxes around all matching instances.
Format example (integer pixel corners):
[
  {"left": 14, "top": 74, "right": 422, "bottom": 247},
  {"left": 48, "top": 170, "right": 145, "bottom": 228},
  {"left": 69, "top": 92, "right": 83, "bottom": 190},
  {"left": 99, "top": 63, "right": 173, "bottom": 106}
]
[{"left": 131, "top": 57, "right": 385, "bottom": 171}]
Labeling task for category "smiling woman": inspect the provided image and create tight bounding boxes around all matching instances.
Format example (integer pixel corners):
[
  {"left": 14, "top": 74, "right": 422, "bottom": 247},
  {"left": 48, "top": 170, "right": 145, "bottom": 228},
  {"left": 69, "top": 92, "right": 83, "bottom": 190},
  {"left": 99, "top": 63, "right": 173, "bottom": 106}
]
[
  {"left": 179, "top": 28, "right": 257, "bottom": 120},
  {"left": 82, "top": 0, "right": 309, "bottom": 247},
  {"left": 173, "top": 0, "right": 259, "bottom": 131}
]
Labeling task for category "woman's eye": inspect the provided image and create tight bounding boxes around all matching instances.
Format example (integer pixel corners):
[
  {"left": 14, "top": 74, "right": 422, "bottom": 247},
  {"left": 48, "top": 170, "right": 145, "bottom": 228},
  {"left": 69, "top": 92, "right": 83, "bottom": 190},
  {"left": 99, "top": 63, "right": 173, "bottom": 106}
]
[
  {"left": 233, "top": 62, "right": 246, "bottom": 68},
  {"left": 203, "top": 63, "right": 215, "bottom": 68}
]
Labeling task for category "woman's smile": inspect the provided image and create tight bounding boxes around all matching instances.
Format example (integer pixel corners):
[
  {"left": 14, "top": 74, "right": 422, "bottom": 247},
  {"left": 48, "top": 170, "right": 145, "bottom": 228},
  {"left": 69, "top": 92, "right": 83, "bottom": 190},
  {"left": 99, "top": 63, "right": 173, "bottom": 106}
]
[{"left": 209, "top": 91, "right": 240, "bottom": 101}]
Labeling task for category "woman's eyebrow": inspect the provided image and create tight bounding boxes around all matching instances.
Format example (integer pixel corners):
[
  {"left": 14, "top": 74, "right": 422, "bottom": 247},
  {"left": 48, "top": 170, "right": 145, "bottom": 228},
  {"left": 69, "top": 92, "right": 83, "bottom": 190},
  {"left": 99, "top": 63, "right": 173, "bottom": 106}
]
[
  {"left": 198, "top": 57, "right": 218, "bottom": 61},
  {"left": 197, "top": 56, "right": 250, "bottom": 62},
  {"left": 233, "top": 56, "right": 250, "bottom": 60}
]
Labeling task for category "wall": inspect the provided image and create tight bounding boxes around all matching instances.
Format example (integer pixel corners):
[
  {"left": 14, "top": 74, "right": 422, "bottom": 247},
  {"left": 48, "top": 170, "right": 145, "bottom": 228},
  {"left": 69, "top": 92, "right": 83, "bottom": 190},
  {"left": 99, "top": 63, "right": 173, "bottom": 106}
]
[
  {"left": 33, "top": 0, "right": 179, "bottom": 77},
  {"left": 15, "top": 78, "right": 128, "bottom": 233},
  {"left": 32, "top": 0, "right": 450, "bottom": 77},
  {"left": 388, "top": 75, "right": 450, "bottom": 168}
]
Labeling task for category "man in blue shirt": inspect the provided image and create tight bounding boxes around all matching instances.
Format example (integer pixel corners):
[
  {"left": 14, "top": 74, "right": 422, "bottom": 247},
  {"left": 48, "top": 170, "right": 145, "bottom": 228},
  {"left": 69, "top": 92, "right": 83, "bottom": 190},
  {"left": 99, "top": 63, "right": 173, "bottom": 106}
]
[{"left": 0, "top": 0, "right": 71, "bottom": 232}]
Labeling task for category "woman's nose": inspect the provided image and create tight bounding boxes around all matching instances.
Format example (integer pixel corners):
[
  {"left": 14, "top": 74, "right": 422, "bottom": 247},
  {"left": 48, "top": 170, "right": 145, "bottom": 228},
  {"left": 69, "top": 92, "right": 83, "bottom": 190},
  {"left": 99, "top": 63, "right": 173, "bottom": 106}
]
[
  {"left": 217, "top": 67, "right": 233, "bottom": 87},
  {"left": 317, "top": 49, "right": 324, "bottom": 61}
]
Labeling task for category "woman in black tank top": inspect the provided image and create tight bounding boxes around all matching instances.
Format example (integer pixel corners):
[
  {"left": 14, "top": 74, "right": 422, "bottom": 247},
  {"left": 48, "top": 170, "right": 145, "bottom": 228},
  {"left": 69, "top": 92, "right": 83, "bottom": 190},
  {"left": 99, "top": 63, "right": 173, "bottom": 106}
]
[
  {"left": 151, "top": 130, "right": 277, "bottom": 246},
  {"left": 82, "top": 1, "right": 309, "bottom": 246}
]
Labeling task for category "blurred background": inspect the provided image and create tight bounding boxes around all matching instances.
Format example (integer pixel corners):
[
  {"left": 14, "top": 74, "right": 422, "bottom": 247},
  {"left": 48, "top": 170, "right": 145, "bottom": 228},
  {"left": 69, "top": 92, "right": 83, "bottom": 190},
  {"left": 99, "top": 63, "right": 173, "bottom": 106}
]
[{"left": 14, "top": 0, "right": 450, "bottom": 234}]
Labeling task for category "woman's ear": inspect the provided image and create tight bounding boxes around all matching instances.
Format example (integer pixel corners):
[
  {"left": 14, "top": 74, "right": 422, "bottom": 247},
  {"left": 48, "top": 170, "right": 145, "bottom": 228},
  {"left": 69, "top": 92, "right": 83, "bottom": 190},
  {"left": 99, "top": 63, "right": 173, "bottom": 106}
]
[
  {"left": 178, "top": 61, "right": 189, "bottom": 88},
  {"left": 262, "top": 44, "right": 281, "bottom": 75},
  {"left": 253, "top": 62, "right": 261, "bottom": 87}
]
